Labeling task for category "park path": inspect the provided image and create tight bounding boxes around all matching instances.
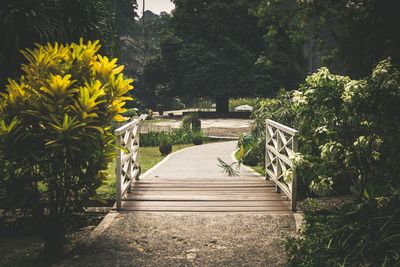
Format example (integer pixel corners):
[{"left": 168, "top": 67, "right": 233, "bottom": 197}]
[
  {"left": 143, "top": 141, "right": 254, "bottom": 180},
  {"left": 57, "top": 141, "right": 297, "bottom": 266}
]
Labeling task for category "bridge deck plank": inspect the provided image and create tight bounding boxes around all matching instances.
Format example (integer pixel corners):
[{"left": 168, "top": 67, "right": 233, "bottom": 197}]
[{"left": 121, "top": 179, "right": 290, "bottom": 213}]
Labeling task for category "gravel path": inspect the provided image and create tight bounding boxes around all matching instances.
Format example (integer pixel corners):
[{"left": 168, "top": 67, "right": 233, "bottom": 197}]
[
  {"left": 57, "top": 213, "right": 295, "bottom": 267},
  {"left": 56, "top": 141, "right": 297, "bottom": 266}
]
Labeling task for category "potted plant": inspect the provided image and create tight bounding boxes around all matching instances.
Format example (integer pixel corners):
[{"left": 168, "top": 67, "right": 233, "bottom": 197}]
[
  {"left": 192, "top": 131, "right": 204, "bottom": 145},
  {"left": 159, "top": 135, "right": 172, "bottom": 156}
]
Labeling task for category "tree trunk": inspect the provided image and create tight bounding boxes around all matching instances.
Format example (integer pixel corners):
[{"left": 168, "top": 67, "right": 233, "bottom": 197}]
[
  {"left": 41, "top": 215, "right": 66, "bottom": 259},
  {"left": 215, "top": 96, "right": 229, "bottom": 113}
]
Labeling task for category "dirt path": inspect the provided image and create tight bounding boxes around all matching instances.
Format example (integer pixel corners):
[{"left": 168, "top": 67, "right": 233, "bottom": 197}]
[{"left": 57, "top": 212, "right": 295, "bottom": 267}]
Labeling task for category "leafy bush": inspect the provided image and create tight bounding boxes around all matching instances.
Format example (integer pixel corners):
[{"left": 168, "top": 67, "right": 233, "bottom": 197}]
[
  {"left": 141, "top": 127, "right": 205, "bottom": 147},
  {"left": 286, "top": 194, "right": 400, "bottom": 266},
  {"left": 140, "top": 131, "right": 168, "bottom": 147},
  {"left": 251, "top": 59, "right": 400, "bottom": 198},
  {"left": 182, "top": 113, "right": 201, "bottom": 132},
  {"left": 170, "top": 127, "right": 196, "bottom": 144},
  {"left": 159, "top": 135, "right": 172, "bottom": 156},
  {"left": 237, "top": 133, "right": 265, "bottom": 166},
  {"left": 123, "top": 108, "right": 138, "bottom": 118},
  {"left": 249, "top": 59, "right": 400, "bottom": 265},
  {"left": 192, "top": 131, "right": 204, "bottom": 145},
  {"left": 0, "top": 40, "right": 133, "bottom": 256}
]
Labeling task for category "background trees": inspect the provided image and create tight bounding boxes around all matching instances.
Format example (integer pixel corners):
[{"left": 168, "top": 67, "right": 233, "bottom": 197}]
[
  {"left": 260, "top": 0, "right": 400, "bottom": 78},
  {"left": 144, "top": 0, "right": 267, "bottom": 112},
  {"left": 3, "top": 0, "right": 399, "bottom": 112},
  {"left": 140, "top": 0, "right": 400, "bottom": 112},
  {"left": 0, "top": 0, "right": 138, "bottom": 88}
]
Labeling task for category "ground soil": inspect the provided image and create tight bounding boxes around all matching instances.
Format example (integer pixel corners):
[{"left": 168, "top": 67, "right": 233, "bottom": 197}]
[{"left": 56, "top": 212, "right": 296, "bottom": 267}]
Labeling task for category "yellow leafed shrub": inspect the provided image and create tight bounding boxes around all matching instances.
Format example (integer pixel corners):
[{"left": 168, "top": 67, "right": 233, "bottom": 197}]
[{"left": 0, "top": 39, "right": 134, "bottom": 256}]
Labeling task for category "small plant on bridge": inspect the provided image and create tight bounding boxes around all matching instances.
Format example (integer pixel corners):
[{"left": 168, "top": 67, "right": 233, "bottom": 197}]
[
  {"left": 217, "top": 158, "right": 240, "bottom": 176},
  {"left": 0, "top": 40, "right": 133, "bottom": 257}
]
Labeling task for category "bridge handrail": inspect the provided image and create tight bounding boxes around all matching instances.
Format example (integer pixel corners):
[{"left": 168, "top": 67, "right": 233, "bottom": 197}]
[
  {"left": 115, "top": 114, "right": 147, "bottom": 210},
  {"left": 265, "top": 119, "right": 299, "bottom": 211}
]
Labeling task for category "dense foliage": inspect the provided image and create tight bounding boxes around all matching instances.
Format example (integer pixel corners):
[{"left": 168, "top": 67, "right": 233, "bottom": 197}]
[
  {"left": 253, "top": 59, "right": 400, "bottom": 198},
  {"left": 0, "top": 0, "right": 138, "bottom": 88},
  {"left": 143, "top": 0, "right": 273, "bottom": 112},
  {"left": 248, "top": 58, "right": 400, "bottom": 265},
  {"left": 142, "top": 0, "right": 400, "bottom": 111},
  {"left": 140, "top": 128, "right": 203, "bottom": 147},
  {"left": 0, "top": 40, "right": 133, "bottom": 256},
  {"left": 256, "top": 0, "right": 400, "bottom": 77},
  {"left": 286, "top": 194, "right": 400, "bottom": 266}
]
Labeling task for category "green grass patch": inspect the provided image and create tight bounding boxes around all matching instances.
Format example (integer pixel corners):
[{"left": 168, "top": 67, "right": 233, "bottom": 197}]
[
  {"left": 139, "top": 144, "right": 192, "bottom": 173},
  {"left": 94, "top": 144, "right": 193, "bottom": 204}
]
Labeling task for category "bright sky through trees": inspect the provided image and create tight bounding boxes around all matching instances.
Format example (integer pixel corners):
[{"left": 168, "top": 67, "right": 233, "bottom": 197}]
[{"left": 137, "top": 0, "right": 175, "bottom": 15}]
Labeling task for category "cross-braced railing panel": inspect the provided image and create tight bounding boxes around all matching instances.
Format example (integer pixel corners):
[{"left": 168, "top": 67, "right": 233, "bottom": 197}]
[
  {"left": 265, "top": 119, "right": 299, "bottom": 211},
  {"left": 115, "top": 115, "right": 146, "bottom": 210}
]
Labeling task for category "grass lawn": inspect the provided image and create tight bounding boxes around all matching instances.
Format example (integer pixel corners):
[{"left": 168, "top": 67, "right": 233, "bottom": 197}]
[
  {"left": 94, "top": 144, "right": 193, "bottom": 204},
  {"left": 139, "top": 144, "right": 193, "bottom": 173}
]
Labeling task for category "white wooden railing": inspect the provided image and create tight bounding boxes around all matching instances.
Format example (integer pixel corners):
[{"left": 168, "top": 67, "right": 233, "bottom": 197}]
[
  {"left": 115, "top": 115, "right": 147, "bottom": 210},
  {"left": 265, "top": 119, "right": 299, "bottom": 211}
]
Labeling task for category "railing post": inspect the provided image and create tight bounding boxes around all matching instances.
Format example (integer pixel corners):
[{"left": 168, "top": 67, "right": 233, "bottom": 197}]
[
  {"left": 275, "top": 129, "right": 283, "bottom": 193},
  {"left": 291, "top": 135, "right": 298, "bottom": 211},
  {"left": 115, "top": 134, "right": 122, "bottom": 211},
  {"left": 135, "top": 122, "right": 141, "bottom": 181},
  {"left": 265, "top": 122, "right": 270, "bottom": 181}
]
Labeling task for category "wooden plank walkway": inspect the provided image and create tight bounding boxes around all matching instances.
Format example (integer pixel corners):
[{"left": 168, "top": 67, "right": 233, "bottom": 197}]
[{"left": 120, "top": 141, "right": 291, "bottom": 213}]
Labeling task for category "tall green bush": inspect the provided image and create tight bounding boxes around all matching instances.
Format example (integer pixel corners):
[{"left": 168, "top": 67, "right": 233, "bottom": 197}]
[
  {"left": 252, "top": 59, "right": 400, "bottom": 198},
  {"left": 286, "top": 193, "right": 400, "bottom": 266},
  {"left": 140, "top": 127, "right": 204, "bottom": 147},
  {"left": 250, "top": 59, "right": 400, "bottom": 265},
  {"left": 0, "top": 40, "right": 133, "bottom": 256}
]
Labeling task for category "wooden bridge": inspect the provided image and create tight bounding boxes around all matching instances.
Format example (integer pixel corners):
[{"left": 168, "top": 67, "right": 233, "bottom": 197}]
[{"left": 115, "top": 118, "right": 299, "bottom": 213}]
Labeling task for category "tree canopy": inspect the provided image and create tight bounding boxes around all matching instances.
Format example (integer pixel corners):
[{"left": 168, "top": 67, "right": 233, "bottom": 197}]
[
  {"left": 0, "top": 0, "right": 138, "bottom": 87},
  {"left": 145, "top": 0, "right": 267, "bottom": 111},
  {"left": 260, "top": 0, "right": 400, "bottom": 78},
  {"left": 140, "top": 0, "right": 400, "bottom": 111}
]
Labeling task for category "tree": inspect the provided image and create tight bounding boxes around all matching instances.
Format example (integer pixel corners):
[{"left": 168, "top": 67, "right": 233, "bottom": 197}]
[
  {"left": 258, "top": 0, "right": 400, "bottom": 78},
  {"left": 154, "top": 0, "right": 265, "bottom": 112},
  {"left": 316, "top": 0, "right": 400, "bottom": 78},
  {"left": 0, "top": 0, "right": 139, "bottom": 88},
  {"left": 255, "top": 0, "right": 307, "bottom": 89},
  {"left": 132, "top": 11, "right": 176, "bottom": 111}
]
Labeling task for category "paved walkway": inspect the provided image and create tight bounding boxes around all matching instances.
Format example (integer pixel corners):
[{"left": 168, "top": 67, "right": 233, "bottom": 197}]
[
  {"left": 57, "top": 142, "right": 297, "bottom": 266},
  {"left": 143, "top": 141, "right": 259, "bottom": 180}
]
